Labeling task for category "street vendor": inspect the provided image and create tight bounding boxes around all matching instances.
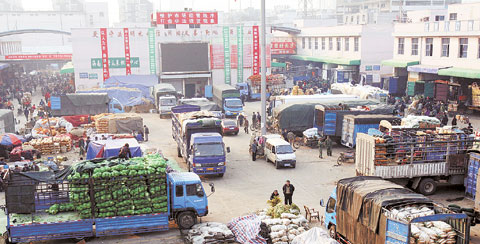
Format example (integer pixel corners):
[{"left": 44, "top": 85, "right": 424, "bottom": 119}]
[{"left": 119, "top": 143, "right": 132, "bottom": 159}]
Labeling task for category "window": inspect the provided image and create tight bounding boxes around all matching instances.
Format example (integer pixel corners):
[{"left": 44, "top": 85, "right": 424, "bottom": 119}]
[
  {"left": 345, "top": 37, "right": 349, "bottom": 51},
  {"left": 444, "top": 21, "right": 450, "bottom": 31},
  {"left": 411, "top": 38, "right": 418, "bottom": 55},
  {"left": 302, "top": 38, "right": 305, "bottom": 49},
  {"left": 326, "top": 197, "right": 336, "bottom": 213},
  {"left": 356, "top": 16, "right": 359, "bottom": 24},
  {"left": 435, "top": 15, "right": 444, "bottom": 21},
  {"left": 354, "top": 37, "right": 359, "bottom": 52},
  {"left": 424, "top": 23, "right": 430, "bottom": 32},
  {"left": 308, "top": 37, "right": 312, "bottom": 49},
  {"left": 175, "top": 185, "right": 184, "bottom": 197},
  {"left": 321, "top": 38, "right": 325, "bottom": 50},
  {"left": 468, "top": 20, "right": 474, "bottom": 31},
  {"left": 425, "top": 38, "right": 433, "bottom": 56},
  {"left": 99, "top": 12, "right": 104, "bottom": 17},
  {"left": 336, "top": 38, "right": 341, "bottom": 51},
  {"left": 459, "top": 38, "right": 468, "bottom": 58},
  {"left": 434, "top": 22, "right": 439, "bottom": 31},
  {"left": 362, "top": 15, "right": 366, "bottom": 22},
  {"left": 189, "top": 24, "right": 201, "bottom": 28},
  {"left": 398, "top": 38, "right": 405, "bottom": 55},
  {"left": 441, "top": 38, "right": 450, "bottom": 57},
  {"left": 449, "top": 13, "right": 457, "bottom": 21},
  {"left": 478, "top": 38, "right": 480, "bottom": 59},
  {"left": 329, "top": 37, "right": 333, "bottom": 50},
  {"left": 186, "top": 184, "right": 204, "bottom": 197},
  {"left": 314, "top": 37, "right": 318, "bottom": 50},
  {"left": 164, "top": 24, "right": 176, "bottom": 29},
  {"left": 455, "top": 21, "right": 461, "bottom": 31}
]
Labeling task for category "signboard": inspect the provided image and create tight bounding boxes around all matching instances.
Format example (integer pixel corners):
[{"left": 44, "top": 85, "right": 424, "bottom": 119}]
[
  {"left": 148, "top": 28, "right": 157, "bottom": 75},
  {"left": 252, "top": 26, "right": 260, "bottom": 75},
  {"left": 271, "top": 42, "right": 296, "bottom": 55},
  {"left": 156, "top": 11, "right": 218, "bottom": 25},
  {"left": 88, "top": 73, "right": 98, "bottom": 79},
  {"left": 5, "top": 54, "right": 72, "bottom": 60},
  {"left": 237, "top": 26, "right": 244, "bottom": 83},
  {"left": 100, "top": 28, "right": 109, "bottom": 81},
  {"left": 223, "top": 27, "right": 231, "bottom": 85},
  {"left": 79, "top": 72, "right": 88, "bottom": 79},
  {"left": 123, "top": 28, "right": 131, "bottom": 75},
  {"left": 91, "top": 57, "right": 140, "bottom": 69}
]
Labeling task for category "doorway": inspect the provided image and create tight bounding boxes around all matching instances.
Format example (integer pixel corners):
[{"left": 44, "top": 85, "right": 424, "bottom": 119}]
[{"left": 185, "top": 84, "right": 196, "bottom": 98}]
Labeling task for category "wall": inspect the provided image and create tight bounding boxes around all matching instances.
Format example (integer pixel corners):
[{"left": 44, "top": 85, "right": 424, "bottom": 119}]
[{"left": 360, "top": 24, "right": 394, "bottom": 75}]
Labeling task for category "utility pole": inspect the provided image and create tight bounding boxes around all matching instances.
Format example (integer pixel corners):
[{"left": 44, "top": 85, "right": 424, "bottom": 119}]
[{"left": 260, "top": 0, "right": 266, "bottom": 135}]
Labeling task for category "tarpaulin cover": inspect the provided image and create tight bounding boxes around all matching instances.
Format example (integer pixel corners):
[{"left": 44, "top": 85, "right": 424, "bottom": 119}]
[
  {"left": 16, "top": 166, "right": 73, "bottom": 183},
  {"left": 77, "top": 88, "right": 144, "bottom": 106},
  {"left": 291, "top": 227, "right": 340, "bottom": 244},
  {"left": 345, "top": 115, "right": 400, "bottom": 125},
  {"left": 51, "top": 93, "right": 110, "bottom": 116},
  {"left": 0, "top": 109, "right": 15, "bottom": 133},
  {"left": 66, "top": 93, "right": 110, "bottom": 106},
  {"left": 227, "top": 214, "right": 266, "bottom": 244},
  {"left": 104, "top": 74, "right": 158, "bottom": 101},
  {"left": 115, "top": 117, "right": 143, "bottom": 134},
  {"left": 180, "top": 99, "right": 221, "bottom": 111},
  {"left": 336, "top": 176, "right": 432, "bottom": 244},
  {"left": 86, "top": 138, "right": 141, "bottom": 160},
  {"left": 62, "top": 115, "right": 90, "bottom": 127},
  {"left": 276, "top": 103, "right": 319, "bottom": 132}
]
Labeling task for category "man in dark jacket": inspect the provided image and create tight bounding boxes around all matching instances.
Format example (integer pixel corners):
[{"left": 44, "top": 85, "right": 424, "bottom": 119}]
[
  {"left": 282, "top": 180, "right": 295, "bottom": 205},
  {"left": 119, "top": 143, "right": 132, "bottom": 159},
  {"left": 251, "top": 142, "right": 257, "bottom": 161},
  {"left": 143, "top": 125, "right": 149, "bottom": 141}
]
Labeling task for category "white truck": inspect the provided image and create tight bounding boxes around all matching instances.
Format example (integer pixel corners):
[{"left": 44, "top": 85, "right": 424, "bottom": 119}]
[{"left": 151, "top": 83, "right": 178, "bottom": 118}]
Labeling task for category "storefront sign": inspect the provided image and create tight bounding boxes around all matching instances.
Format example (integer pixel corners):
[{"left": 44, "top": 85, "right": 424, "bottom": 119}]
[
  {"left": 156, "top": 11, "right": 218, "bottom": 25},
  {"left": 271, "top": 42, "right": 296, "bottom": 55},
  {"left": 5, "top": 54, "right": 72, "bottom": 60},
  {"left": 79, "top": 73, "right": 88, "bottom": 79},
  {"left": 88, "top": 73, "right": 98, "bottom": 79},
  {"left": 100, "top": 28, "right": 109, "bottom": 81},
  {"left": 237, "top": 26, "right": 244, "bottom": 83},
  {"left": 223, "top": 27, "right": 231, "bottom": 85},
  {"left": 123, "top": 28, "right": 131, "bottom": 75},
  {"left": 91, "top": 57, "right": 140, "bottom": 69},
  {"left": 252, "top": 26, "right": 260, "bottom": 75},
  {"left": 148, "top": 28, "right": 157, "bottom": 75}
]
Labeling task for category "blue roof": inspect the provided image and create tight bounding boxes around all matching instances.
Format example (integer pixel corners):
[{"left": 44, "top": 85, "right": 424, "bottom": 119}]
[
  {"left": 191, "top": 133, "right": 223, "bottom": 144},
  {"left": 169, "top": 172, "right": 201, "bottom": 184}
]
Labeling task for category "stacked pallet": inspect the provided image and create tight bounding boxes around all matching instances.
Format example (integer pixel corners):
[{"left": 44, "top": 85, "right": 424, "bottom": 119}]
[
  {"left": 95, "top": 118, "right": 110, "bottom": 134},
  {"left": 25, "top": 135, "right": 72, "bottom": 155}
]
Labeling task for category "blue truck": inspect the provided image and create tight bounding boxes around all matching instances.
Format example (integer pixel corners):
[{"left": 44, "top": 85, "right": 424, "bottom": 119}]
[
  {"left": 212, "top": 84, "right": 243, "bottom": 117},
  {"left": 340, "top": 114, "right": 400, "bottom": 148},
  {"left": 321, "top": 176, "right": 470, "bottom": 244},
  {"left": 4, "top": 169, "right": 214, "bottom": 243},
  {"left": 236, "top": 82, "right": 271, "bottom": 101},
  {"left": 172, "top": 105, "right": 228, "bottom": 177}
]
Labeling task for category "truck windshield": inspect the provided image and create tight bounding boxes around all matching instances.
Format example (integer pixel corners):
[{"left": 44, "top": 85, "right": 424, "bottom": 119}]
[
  {"left": 276, "top": 145, "right": 294, "bottom": 154},
  {"left": 225, "top": 99, "right": 243, "bottom": 108},
  {"left": 194, "top": 143, "right": 224, "bottom": 157},
  {"left": 161, "top": 98, "right": 176, "bottom": 106}
]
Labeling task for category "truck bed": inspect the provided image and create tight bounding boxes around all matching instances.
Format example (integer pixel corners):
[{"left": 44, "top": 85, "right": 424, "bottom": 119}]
[{"left": 95, "top": 213, "right": 169, "bottom": 236}]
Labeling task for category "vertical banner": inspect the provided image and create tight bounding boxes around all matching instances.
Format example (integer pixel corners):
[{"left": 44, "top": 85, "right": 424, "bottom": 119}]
[
  {"left": 223, "top": 26, "right": 231, "bottom": 85},
  {"left": 123, "top": 28, "right": 131, "bottom": 75},
  {"left": 237, "top": 26, "right": 244, "bottom": 83},
  {"left": 148, "top": 28, "right": 157, "bottom": 75},
  {"left": 252, "top": 25, "right": 260, "bottom": 75},
  {"left": 100, "top": 28, "right": 109, "bottom": 81}
]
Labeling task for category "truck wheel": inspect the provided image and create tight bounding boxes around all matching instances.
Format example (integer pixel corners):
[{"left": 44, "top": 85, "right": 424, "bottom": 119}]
[
  {"left": 177, "top": 147, "right": 181, "bottom": 157},
  {"left": 218, "top": 173, "right": 224, "bottom": 177},
  {"left": 329, "top": 225, "right": 337, "bottom": 239},
  {"left": 418, "top": 178, "right": 437, "bottom": 195},
  {"left": 293, "top": 140, "right": 301, "bottom": 149},
  {"left": 177, "top": 211, "right": 197, "bottom": 229}
]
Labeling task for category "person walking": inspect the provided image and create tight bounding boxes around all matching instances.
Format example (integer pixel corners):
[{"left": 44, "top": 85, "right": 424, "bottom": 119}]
[
  {"left": 143, "top": 125, "right": 149, "bottom": 142},
  {"left": 282, "top": 180, "right": 295, "bottom": 205},
  {"left": 252, "top": 112, "right": 257, "bottom": 129},
  {"left": 452, "top": 116, "right": 457, "bottom": 127},
  {"left": 238, "top": 113, "right": 244, "bottom": 127},
  {"left": 257, "top": 112, "right": 261, "bottom": 128},
  {"left": 24, "top": 107, "right": 30, "bottom": 121},
  {"left": 244, "top": 118, "right": 249, "bottom": 134},
  {"left": 78, "top": 137, "right": 85, "bottom": 156},
  {"left": 287, "top": 131, "right": 295, "bottom": 146},
  {"left": 318, "top": 136, "right": 325, "bottom": 159},
  {"left": 251, "top": 141, "right": 257, "bottom": 161},
  {"left": 325, "top": 136, "right": 333, "bottom": 157}
]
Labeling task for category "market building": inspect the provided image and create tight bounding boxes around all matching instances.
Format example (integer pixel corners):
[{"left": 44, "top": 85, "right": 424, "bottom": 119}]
[{"left": 382, "top": 2, "right": 480, "bottom": 110}]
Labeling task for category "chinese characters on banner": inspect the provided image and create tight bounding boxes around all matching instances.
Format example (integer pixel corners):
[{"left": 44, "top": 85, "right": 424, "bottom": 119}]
[
  {"left": 252, "top": 26, "right": 260, "bottom": 75},
  {"left": 148, "top": 28, "right": 157, "bottom": 74},
  {"left": 223, "top": 27, "right": 231, "bottom": 85},
  {"left": 123, "top": 28, "right": 131, "bottom": 75},
  {"left": 100, "top": 28, "right": 109, "bottom": 81},
  {"left": 237, "top": 26, "right": 244, "bottom": 83},
  {"left": 5, "top": 54, "right": 72, "bottom": 60},
  {"left": 271, "top": 42, "right": 296, "bottom": 55},
  {"left": 156, "top": 12, "right": 218, "bottom": 25}
]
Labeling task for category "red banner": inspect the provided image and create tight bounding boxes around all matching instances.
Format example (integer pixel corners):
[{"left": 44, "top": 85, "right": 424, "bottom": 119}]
[
  {"left": 156, "top": 11, "right": 218, "bottom": 25},
  {"left": 123, "top": 28, "right": 131, "bottom": 75},
  {"left": 271, "top": 42, "right": 296, "bottom": 55},
  {"left": 252, "top": 26, "right": 260, "bottom": 75},
  {"left": 100, "top": 28, "right": 109, "bottom": 81},
  {"left": 5, "top": 54, "right": 72, "bottom": 60}
]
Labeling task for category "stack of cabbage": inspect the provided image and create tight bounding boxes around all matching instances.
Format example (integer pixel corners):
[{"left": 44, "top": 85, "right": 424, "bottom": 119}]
[{"left": 68, "top": 173, "right": 92, "bottom": 219}]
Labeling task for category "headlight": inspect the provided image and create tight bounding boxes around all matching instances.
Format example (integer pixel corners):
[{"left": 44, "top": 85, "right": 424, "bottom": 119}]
[
  {"left": 195, "top": 163, "right": 202, "bottom": 167},
  {"left": 218, "top": 162, "right": 225, "bottom": 166}
]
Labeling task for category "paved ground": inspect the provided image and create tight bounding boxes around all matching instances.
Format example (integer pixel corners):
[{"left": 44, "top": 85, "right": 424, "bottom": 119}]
[{"left": 3, "top": 93, "right": 480, "bottom": 243}]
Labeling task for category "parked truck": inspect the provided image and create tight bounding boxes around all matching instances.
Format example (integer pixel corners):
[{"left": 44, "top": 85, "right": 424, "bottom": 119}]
[
  {"left": 4, "top": 155, "right": 214, "bottom": 243},
  {"left": 172, "top": 104, "right": 228, "bottom": 177},
  {"left": 321, "top": 176, "right": 470, "bottom": 244},
  {"left": 212, "top": 84, "right": 243, "bottom": 117},
  {"left": 341, "top": 114, "right": 400, "bottom": 148},
  {"left": 50, "top": 93, "right": 124, "bottom": 116},
  {"left": 355, "top": 128, "right": 475, "bottom": 195},
  {"left": 151, "top": 83, "right": 179, "bottom": 118}
]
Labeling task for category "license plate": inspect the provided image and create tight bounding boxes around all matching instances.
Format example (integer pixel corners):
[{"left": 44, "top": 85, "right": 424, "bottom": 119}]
[
  {"left": 207, "top": 168, "right": 214, "bottom": 171},
  {"left": 284, "top": 164, "right": 290, "bottom": 167}
]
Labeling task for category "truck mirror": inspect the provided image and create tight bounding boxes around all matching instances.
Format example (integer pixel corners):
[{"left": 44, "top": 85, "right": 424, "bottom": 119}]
[
  {"left": 226, "top": 147, "right": 231, "bottom": 153},
  {"left": 320, "top": 199, "right": 325, "bottom": 207},
  {"left": 209, "top": 183, "right": 215, "bottom": 193}
]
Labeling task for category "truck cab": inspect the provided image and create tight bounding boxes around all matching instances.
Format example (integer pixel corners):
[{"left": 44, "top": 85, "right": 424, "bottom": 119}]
[
  {"left": 235, "top": 83, "right": 250, "bottom": 98},
  {"left": 223, "top": 98, "right": 243, "bottom": 117},
  {"left": 158, "top": 95, "right": 177, "bottom": 117},
  {"left": 189, "top": 133, "right": 227, "bottom": 177},
  {"left": 168, "top": 172, "right": 211, "bottom": 229},
  {"left": 322, "top": 188, "right": 337, "bottom": 239}
]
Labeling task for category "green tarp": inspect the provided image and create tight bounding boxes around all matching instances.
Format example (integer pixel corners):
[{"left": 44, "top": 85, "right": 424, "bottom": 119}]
[
  {"left": 289, "top": 55, "right": 360, "bottom": 65},
  {"left": 381, "top": 59, "right": 419, "bottom": 68},
  {"left": 438, "top": 67, "right": 480, "bottom": 79},
  {"left": 272, "top": 62, "right": 287, "bottom": 68}
]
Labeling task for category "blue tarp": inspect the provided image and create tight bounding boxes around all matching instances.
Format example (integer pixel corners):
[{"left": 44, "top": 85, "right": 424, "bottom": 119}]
[
  {"left": 86, "top": 138, "right": 142, "bottom": 160},
  {"left": 77, "top": 89, "right": 144, "bottom": 106},
  {"left": 103, "top": 75, "right": 158, "bottom": 101},
  {"left": 0, "top": 63, "right": 9, "bottom": 71}
]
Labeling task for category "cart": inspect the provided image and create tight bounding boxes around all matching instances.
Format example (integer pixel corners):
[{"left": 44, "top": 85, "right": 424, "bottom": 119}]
[{"left": 337, "top": 150, "right": 355, "bottom": 165}]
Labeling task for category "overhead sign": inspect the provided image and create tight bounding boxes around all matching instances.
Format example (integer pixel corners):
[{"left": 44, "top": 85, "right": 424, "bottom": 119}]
[
  {"left": 100, "top": 28, "right": 109, "bottom": 81},
  {"left": 5, "top": 54, "right": 72, "bottom": 60},
  {"left": 91, "top": 57, "right": 139, "bottom": 69},
  {"left": 271, "top": 42, "right": 296, "bottom": 55},
  {"left": 156, "top": 11, "right": 218, "bottom": 25},
  {"left": 252, "top": 26, "right": 260, "bottom": 75}
]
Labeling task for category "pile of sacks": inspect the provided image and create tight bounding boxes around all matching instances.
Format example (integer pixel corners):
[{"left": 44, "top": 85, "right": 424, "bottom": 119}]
[
  {"left": 258, "top": 210, "right": 308, "bottom": 244},
  {"left": 410, "top": 221, "right": 457, "bottom": 244},
  {"left": 186, "top": 222, "right": 235, "bottom": 244}
]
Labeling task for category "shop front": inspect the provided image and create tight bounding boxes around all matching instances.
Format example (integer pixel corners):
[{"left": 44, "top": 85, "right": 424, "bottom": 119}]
[
  {"left": 437, "top": 67, "right": 480, "bottom": 112},
  {"left": 381, "top": 59, "right": 419, "bottom": 97}
]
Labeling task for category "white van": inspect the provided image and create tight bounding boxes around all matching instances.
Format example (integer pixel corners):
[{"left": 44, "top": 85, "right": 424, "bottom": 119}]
[{"left": 265, "top": 138, "right": 296, "bottom": 169}]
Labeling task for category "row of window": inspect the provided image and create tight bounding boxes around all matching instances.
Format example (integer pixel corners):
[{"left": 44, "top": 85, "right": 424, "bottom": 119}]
[
  {"left": 301, "top": 37, "right": 360, "bottom": 52},
  {"left": 398, "top": 37, "right": 480, "bottom": 59},
  {"left": 425, "top": 20, "right": 478, "bottom": 32}
]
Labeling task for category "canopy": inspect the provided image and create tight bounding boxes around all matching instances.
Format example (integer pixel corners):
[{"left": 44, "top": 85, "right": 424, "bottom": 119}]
[
  {"left": 272, "top": 62, "right": 287, "bottom": 68},
  {"left": 290, "top": 55, "right": 360, "bottom": 65},
  {"left": 86, "top": 138, "right": 142, "bottom": 160},
  {"left": 104, "top": 75, "right": 158, "bottom": 100},
  {"left": 438, "top": 67, "right": 480, "bottom": 79},
  {"left": 381, "top": 59, "right": 419, "bottom": 68},
  {"left": 60, "top": 61, "right": 74, "bottom": 74},
  {"left": 0, "top": 63, "right": 10, "bottom": 71},
  {"left": 0, "top": 133, "right": 24, "bottom": 146},
  {"left": 77, "top": 88, "right": 144, "bottom": 106},
  {"left": 407, "top": 64, "right": 448, "bottom": 74}
]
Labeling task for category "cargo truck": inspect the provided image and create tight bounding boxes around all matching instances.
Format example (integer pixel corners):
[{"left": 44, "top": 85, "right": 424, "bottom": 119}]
[
  {"left": 321, "top": 176, "right": 470, "bottom": 244},
  {"left": 172, "top": 104, "right": 229, "bottom": 177},
  {"left": 50, "top": 93, "right": 123, "bottom": 116},
  {"left": 4, "top": 156, "right": 214, "bottom": 243},
  {"left": 341, "top": 114, "right": 400, "bottom": 148},
  {"left": 212, "top": 84, "right": 243, "bottom": 117},
  {"left": 355, "top": 129, "right": 475, "bottom": 195},
  {"left": 151, "top": 83, "right": 179, "bottom": 118}
]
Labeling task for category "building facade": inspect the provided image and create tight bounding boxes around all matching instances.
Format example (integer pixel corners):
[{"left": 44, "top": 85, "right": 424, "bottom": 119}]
[{"left": 118, "top": 0, "right": 153, "bottom": 24}]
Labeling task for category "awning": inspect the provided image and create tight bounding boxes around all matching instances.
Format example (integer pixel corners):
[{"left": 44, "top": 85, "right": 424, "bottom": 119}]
[
  {"left": 272, "top": 62, "right": 287, "bottom": 68},
  {"left": 160, "top": 73, "right": 211, "bottom": 79},
  {"left": 289, "top": 55, "right": 324, "bottom": 62},
  {"left": 381, "top": 59, "right": 419, "bottom": 68},
  {"left": 0, "top": 63, "right": 10, "bottom": 71},
  {"left": 407, "top": 64, "right": 449, "bottom": 74},
  {"left": 438, "top": 67, "right": 480, "bottom": 79},
  {"left": 289, "top": 55, "right": 360, "bottom": 66},
  {"left": 60, "top": 61, "right": 74, "bottom": 74}
]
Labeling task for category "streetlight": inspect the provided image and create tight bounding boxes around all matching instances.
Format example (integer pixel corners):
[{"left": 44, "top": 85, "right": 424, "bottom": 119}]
[{"left": 260, "top": 0, "right": 266, "bottom": 135}]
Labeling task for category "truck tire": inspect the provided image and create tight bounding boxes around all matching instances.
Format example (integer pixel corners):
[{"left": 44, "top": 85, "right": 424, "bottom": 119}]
[
  {"left": 177, "top": 211, "right": 197, "bottom": 229},
  {"left": 418, "top": 178, "right": 437, "bottom": 195},
  {"left": 177, "top": 147, "right": 182, "bottom": 157},
  {"left": 218, "top": 173, "right": 224, "bottom": 177},
  {"left": 328, "top": 224, "right": 337, "bottom": 240}
]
